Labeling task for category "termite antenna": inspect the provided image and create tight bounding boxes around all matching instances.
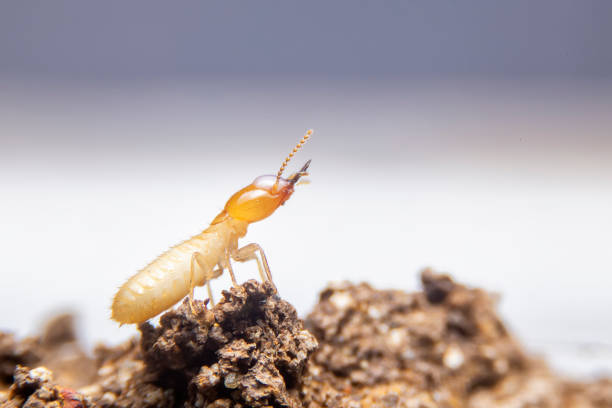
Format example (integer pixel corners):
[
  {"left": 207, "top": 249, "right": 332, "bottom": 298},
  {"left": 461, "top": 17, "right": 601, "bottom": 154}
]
[{"left": 276, "top": 129, "right": 313, "bottom": 182}]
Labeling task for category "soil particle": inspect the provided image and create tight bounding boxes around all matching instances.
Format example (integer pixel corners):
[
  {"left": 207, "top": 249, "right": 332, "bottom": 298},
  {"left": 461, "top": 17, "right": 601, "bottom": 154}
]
[
  {"left": 563, "top": 378, "right": 612, "bottom": 408},
  {"left": 0, "top": 334, "right": 39, "bottom": 388},
  {"left": 2, "top": 365, "right": 92, "bottom": 408},
  {"left": 2, "top": 271, "right": 612, "bottom": 408},
  {"left": 83, "top": 337, "right": 172, "bottom": 408},
  {"left": 78, "top": 279, "right": 317, "bottom": 408},
  {"left": 139, "top": 280, "right": 318, "bottom": 408},
  {"left": 0, "top": 315, "right": 96, "bottom": 391},
  {"left": 302, "top": 270, "right": 529, "bottom": 407}
]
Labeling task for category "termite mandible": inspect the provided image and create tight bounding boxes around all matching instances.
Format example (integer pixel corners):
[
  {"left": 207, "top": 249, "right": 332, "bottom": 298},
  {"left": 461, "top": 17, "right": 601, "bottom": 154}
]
[{"left": 111, "top": 130, "right": 312, "bottom": 324}]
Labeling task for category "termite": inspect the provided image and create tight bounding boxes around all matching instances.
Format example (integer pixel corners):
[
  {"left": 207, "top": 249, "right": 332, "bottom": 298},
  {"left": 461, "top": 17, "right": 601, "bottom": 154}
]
[{"left": 111, "top": 130, "right": 312, "bottom": 324}]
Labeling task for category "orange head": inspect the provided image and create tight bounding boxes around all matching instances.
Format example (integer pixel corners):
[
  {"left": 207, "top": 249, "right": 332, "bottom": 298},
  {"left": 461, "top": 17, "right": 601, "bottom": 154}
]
[{"left": 212, "top": 130, "right": 312, "bottom": 225}]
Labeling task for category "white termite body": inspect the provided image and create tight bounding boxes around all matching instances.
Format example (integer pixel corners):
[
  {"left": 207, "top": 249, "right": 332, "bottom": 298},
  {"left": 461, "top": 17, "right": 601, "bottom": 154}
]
[{"left": 111, "top": 218, "right": 248, "bottom": 324}]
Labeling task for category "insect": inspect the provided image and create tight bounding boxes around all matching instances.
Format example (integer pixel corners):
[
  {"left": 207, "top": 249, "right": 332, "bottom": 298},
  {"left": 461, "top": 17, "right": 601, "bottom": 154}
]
[{"left": 111, "top": 130, "right": 312, "bottom": 324}]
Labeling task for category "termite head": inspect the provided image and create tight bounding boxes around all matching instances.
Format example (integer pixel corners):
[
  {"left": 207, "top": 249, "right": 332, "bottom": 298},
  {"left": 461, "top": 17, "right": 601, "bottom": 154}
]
[
  {"left": 224, "top": 160, "right": 310, "bottom": 223},
  {"left": 213, "top": 130, "right": 312, "bottom": 224}
]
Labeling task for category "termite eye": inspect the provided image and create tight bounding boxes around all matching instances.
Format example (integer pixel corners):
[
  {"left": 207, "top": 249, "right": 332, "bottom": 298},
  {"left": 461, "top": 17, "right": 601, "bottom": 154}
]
[{"left": 252, "top": 175, "right": 289, "bottom": 192}]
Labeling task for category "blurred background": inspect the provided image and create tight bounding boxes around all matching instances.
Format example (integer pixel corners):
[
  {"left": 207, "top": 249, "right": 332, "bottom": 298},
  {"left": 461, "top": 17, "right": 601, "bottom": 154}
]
[{"left": 1, "top": 1, "right": 611, "bottom": 377}]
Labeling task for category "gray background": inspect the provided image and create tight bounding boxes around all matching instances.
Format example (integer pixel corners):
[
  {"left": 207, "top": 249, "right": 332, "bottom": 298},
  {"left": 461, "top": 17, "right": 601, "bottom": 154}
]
[
  {"left": 1, "top": 1, "right": 611, "bottom": 377},
  {"left": 1, "top": 1, "right": 612, "bottom": 78}
]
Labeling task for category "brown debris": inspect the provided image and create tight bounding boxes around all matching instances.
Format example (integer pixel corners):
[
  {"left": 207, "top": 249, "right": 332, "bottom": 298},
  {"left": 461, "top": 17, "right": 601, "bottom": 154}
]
[
  {"left": 80, "top": 337, "right": 172, "bottom": 408},
  {"left": 77, "top": 280, "right": 317, "bottom": 408},
  {"left": 2, "top": 271, "right": 612, "bottom": 408},
  {"left": 0, "top": 334, "right": 39, "bottom": 389},
  {"left": 0, "top": 315, "right": 96, "bottom": 391},
  {"left": 139, "top": 280, "right": 318, "bottom": 408},
  {"left": 2, "top": 365, "right": 92, "bottom": 408},
  {"left": 302, "top": 270, "right": 531, "bottom": 407},
  {"left": 562, "top": 378, "right": 612, "bottom": 408}
]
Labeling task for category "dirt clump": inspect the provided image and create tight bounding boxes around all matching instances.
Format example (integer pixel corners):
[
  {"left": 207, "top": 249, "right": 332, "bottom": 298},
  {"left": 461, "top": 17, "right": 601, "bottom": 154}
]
[
  {"left": 0, "top": 334, "right": 39, "bottom": 389},
  {"left": 1, "top": 272, "right": 612, "bottom": 408},
  {"left": 0, "top": 314, "right": 96, "bottom": 392},
  {"left": 76, "top": 280, "right": 316, "bottom": 408},
  {"left": 1, "top": 365, "right": 93, "bottom": 408},
  {"left": 301, "top": 270, "right": 610, "bottom": 408},
  {"left": 138, "top": 280, "right": 317, "bottom": 407}
]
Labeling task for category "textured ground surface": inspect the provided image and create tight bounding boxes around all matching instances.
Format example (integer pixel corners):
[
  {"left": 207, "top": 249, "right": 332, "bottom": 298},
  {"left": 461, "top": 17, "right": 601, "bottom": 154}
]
[
  {"left": 1, "top": 274, "right": 611, "bottom": 408},
  {"left": 301, "top": 270, "right": 612, "bottom": 407}
]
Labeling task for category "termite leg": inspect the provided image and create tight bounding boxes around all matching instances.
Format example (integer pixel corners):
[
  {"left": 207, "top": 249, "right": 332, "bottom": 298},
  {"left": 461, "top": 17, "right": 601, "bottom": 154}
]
[
  {"left": 203, "top": 266, "right": 223, "bottom": 306},
  {"left": 189, "top": 253, "right": 221, "bottom": 313},
  {"left": 231, "top": 243, "right": 277, "bottom": 291},
  {"left": 224, "top": 250, "right": 239, "bottom": 287},
  {"left": 229, "top": 246, "right": 266, "bottom": 282},
  {"left": 206, "top": 281, "right": 215, "bottom": 306},
  {"left": 188, "top": 253, "right": 201, "bottom": 314},
  {"left": 253, "top": 255, "right": 266, "bottom": 282}
]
